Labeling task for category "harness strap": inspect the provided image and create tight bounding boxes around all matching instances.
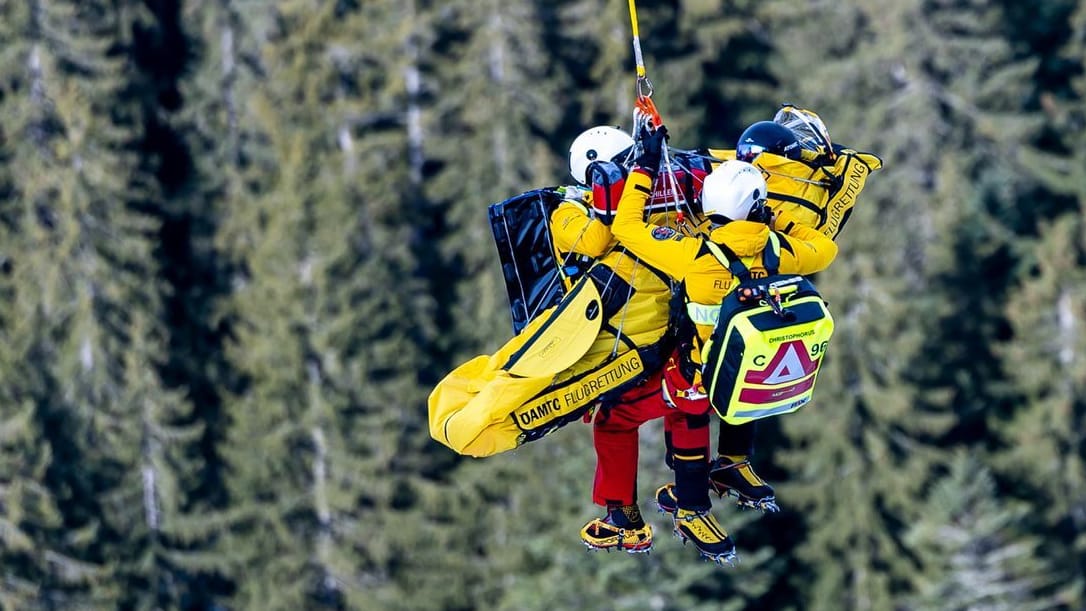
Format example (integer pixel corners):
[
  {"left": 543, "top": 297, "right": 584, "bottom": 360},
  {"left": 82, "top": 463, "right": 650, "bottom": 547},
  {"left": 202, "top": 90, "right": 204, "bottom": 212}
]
[
  {"left": 612, "top": 244, "right": 674, "bottom": 287},
  {"left": 600, "top": 321, "right": 639, "bottom": 353},
  {"left": 763, "top": 233, "right": 781, "bottom": 274},
  {"left": 703, "top": 234, "right": 781, "bottom": 279},
  {"left": 767, "top": 190, "right": 827, "bottom": 228},
  {"left": 703, "top": 241, "right": 752, "bottom": 282},
  {"left": 586, "top": 263, "right": 648, "bottom": 358}
]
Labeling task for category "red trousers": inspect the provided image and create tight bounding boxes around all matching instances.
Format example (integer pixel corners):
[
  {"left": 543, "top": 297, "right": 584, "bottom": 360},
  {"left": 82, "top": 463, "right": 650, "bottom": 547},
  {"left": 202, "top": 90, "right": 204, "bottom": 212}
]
[{"left": 591, "top": 356, "right": 712, "bottom": 507}]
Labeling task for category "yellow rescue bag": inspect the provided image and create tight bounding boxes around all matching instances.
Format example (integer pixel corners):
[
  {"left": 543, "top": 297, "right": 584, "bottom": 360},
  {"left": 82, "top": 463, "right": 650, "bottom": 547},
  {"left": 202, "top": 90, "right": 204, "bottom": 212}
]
[
  {"left": 698, "top": 239, "right": 834, "bottom": 424},
  {"left": 428, "top": 270, "right": 664, "bottom": 457},
  {"left": 428, "top": 345, "right": 649, "bottom": 457},
  {"left": 503, "top": 277, "right": 603, "bottom": 377}
]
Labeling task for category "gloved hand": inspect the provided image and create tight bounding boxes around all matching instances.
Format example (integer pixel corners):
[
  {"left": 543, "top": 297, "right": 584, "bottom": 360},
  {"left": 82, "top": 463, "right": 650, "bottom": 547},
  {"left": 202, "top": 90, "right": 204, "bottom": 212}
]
[
  {"left": 634, "top": 125, "right": 668, "bottom": 176},
  {"left": 747, "top": 201, "right": 774, "bottom": 225}
]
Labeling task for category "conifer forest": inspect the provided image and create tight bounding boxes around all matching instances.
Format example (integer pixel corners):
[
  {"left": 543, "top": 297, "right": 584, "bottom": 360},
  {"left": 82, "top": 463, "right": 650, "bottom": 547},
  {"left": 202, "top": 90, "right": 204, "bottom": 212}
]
[{"left": 2, "top": 1, "right": 1086, "bottom": 610}]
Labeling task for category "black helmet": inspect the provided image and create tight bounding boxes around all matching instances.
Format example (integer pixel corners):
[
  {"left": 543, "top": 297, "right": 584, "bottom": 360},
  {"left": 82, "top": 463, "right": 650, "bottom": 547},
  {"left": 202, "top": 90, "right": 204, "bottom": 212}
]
[{"left": 735, "top": 121, "right": 802, "bottom": 163}]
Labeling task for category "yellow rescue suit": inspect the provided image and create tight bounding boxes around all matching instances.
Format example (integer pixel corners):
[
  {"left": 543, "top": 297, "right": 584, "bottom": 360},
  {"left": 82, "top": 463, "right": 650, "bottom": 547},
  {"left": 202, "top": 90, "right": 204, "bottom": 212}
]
[{"left": 610, "top": 169, "right": 839, "bottom": 376}]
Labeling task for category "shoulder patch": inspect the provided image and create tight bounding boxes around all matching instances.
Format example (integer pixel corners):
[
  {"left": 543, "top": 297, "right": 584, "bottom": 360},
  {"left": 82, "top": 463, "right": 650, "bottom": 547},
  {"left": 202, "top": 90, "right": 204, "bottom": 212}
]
[{"left": 652, "top": 226, "right": 679, "bottom": 241}]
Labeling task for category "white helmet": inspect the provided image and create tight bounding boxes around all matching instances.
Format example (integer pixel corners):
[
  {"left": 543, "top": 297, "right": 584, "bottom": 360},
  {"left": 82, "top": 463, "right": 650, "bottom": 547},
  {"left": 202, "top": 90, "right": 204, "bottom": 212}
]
[
  {"left": 568, "top": 126, "right": 634, "bottom": 185},
  {"left": 700, "top": 160, "right": 767, "bottom": 222}
]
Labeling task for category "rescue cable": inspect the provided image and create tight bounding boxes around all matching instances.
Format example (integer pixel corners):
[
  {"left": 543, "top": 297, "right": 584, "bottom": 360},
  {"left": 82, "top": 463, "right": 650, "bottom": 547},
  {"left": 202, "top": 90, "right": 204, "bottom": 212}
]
[{"left": 627, "top": 0, "right": 699, "bottom": 238}]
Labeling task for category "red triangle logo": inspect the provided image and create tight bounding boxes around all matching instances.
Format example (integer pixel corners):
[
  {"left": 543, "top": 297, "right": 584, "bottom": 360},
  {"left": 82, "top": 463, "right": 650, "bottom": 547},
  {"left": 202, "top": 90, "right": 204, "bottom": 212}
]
[{"left": 744, "top": 340, "right": 820, "bottom": 385}]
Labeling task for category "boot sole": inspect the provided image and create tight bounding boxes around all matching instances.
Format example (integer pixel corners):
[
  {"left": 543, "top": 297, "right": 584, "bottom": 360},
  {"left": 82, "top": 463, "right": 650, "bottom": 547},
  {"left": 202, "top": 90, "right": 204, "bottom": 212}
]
[
  {"left": 581, "top": 539, "right": 653, "bottom": 554},
  {"left": 711, "top": 485, "right": 780, "bottom": 513}
]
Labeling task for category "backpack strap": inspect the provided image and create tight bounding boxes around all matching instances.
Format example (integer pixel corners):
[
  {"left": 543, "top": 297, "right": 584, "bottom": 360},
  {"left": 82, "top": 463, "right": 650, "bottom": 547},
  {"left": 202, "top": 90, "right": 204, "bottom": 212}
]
[
  {"left": 703, "top": 233, "right": 782, "bottom": 280},
  {"left": 767, "top": 190, "right": 827, "bottom": 228},
  {"left": 703, "top": 241, "right": 751, "bottom": 282},
  {"left": 612, "top": 244, "right": 675, "bottom": 288},
  {"left": 762, "top": 233, "right": 781, "bottom": 275}
]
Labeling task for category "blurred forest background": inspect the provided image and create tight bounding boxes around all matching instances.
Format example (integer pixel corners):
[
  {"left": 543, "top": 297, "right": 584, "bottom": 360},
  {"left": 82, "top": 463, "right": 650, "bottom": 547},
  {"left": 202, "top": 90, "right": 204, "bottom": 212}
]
[{"left": 1, "top": 0, "right": 1085, "bottom": 609}]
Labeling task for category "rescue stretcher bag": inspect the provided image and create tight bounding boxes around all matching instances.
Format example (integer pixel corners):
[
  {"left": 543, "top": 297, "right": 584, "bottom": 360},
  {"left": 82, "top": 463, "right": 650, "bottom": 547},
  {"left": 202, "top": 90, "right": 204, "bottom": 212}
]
[
  {"left": 429, "top": 268, "right": 667, "bottom": 457},
  {"left": 699, "top": 240, "right": 834, "bottom": 425}
]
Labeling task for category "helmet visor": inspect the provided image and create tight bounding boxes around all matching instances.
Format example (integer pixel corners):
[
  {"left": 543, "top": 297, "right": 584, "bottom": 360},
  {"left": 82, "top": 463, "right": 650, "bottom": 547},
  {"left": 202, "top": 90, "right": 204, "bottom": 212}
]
[
  {"left": 736, "top": 142, "right": 767, "bottom": 163},
  {"left": 773, "top": 105, "right": 832, "bottom": 157}
]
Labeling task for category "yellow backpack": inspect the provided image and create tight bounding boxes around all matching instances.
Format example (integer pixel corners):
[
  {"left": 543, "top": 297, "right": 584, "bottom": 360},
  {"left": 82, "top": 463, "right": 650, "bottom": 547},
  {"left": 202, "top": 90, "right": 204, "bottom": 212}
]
[{"left": 699, "top": 237, "right": 835, "bottom": 424}]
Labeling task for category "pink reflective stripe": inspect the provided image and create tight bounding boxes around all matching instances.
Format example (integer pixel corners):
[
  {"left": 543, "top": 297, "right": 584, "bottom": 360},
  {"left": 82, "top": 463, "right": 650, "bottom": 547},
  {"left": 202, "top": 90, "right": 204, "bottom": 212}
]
[{"left": 737, "top": 375, "right": 816, "bottom": 404}]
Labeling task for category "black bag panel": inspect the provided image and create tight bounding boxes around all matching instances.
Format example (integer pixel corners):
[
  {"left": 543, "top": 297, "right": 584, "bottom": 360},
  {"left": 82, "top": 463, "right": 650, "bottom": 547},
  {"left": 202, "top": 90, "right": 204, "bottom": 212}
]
[
  {"left": 746, "top": 298, "right": 828, "bottom": 331},
  {"left": 489, "top": 188, "right": 589, "bottom": 334},
  {"left": 704, "top": 330, "right": 746, "bottom": 416}
]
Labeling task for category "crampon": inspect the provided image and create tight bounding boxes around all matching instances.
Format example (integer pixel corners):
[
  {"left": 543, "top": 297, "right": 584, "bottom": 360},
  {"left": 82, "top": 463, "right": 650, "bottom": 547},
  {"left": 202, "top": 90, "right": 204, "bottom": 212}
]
[
  {"left": 580, "top": 516, "right": 653, "bottom": 554},
  {"left": 712, "top": 485, "right": 780, "bottom": 513},
  {"left": 672, "top": 508, "right": 739, "bottom": 567},
  {"left": 709, "top": 458, "right": 780, "bottom": 513}
]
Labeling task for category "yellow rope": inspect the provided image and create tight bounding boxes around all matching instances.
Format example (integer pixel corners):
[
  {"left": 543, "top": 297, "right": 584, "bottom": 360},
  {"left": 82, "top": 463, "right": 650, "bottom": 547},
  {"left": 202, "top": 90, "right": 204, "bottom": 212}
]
[{"left": 628, "top": 0, "right": 646, "bottom": 79}]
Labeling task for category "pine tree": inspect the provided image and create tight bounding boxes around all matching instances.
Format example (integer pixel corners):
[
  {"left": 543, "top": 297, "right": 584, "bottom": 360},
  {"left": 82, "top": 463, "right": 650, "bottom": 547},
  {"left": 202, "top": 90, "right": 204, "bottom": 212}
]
[
  {"left": 997, "top": 7, "right": 1086, "bottom": 600},
  {"left": 0, "top": 4, "right": 45, "bottom": 602},
  {"left": 0, "top": 1, "right": 203, "bottom": 607},
  {"left": 761, "top": 0, "right": 1047, "bottom": 608},
  {"left": 139, "top": 0, "right": 245, "bottom": 524},
  {"left": 997, "top": 215, "right": 1086, "bottom": 609},
  {"left": 553, "top": 0, "right": 638, "bottom": 129},
  {"left": 345, "top": 1, "right": 537, "bottom": 607},
  {"left": 637, "top": 0, "right": 779, "bottom": 140},
  {"left": 421, "top": 0, "right": 563, "bottom": 356},
  {"left": 89, "top": 311, "right": 205, "bottom": 609},
  {"left": 199, "top": 2, "right": 463, "bottom": 608},
  {"left": 904, "top": 451, "right": 1057, "bottom": 610},
  {"left": 169, "top": 10, "right": 280, "bottom": 600},
  {"left": 982, "top": 2, "right": 1086, "bottom": 608}
]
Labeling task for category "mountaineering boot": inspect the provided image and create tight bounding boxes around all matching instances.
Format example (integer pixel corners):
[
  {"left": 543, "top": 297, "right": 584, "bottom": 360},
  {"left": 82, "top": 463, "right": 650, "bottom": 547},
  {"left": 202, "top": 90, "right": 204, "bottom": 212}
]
[
  {"left": 654, "top": 482, "right": 679, "bottom": 516},
  {"left": 580, "top": 504, "right": 653, "bottom": 553},
  {"left": 709, "top": 455, "right": 779, "bottom": 512},
  {"left": 672, "top": 508, "right": 737, "bottom": 566}
]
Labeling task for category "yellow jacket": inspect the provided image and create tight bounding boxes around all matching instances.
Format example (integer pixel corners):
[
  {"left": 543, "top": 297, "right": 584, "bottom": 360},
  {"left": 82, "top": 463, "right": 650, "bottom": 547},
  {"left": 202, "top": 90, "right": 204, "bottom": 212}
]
[
  {"left": 549, "top": 198, "right": 691, "bottom": 361},
  {"left": 610, "top": 170, "right": 839, "bottom": 360},
  {"left": 551, "top": 200, "right": 613, "bottom": 255}
]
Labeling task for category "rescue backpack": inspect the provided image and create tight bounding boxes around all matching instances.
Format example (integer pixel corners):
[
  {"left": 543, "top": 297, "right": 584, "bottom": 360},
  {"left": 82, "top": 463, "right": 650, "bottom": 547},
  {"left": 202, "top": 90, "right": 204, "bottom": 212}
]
[{"left": 698, "top": 236, "right": 835, "bottom": 425}]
